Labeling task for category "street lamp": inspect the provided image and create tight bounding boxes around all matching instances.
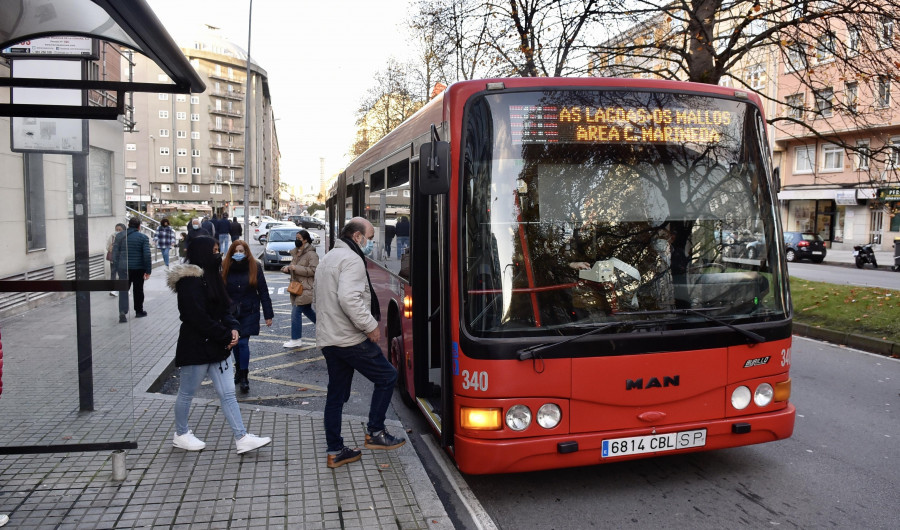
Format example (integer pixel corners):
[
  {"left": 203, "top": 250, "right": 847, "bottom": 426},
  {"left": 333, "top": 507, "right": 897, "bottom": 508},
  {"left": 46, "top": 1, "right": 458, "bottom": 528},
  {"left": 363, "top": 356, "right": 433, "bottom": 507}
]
[
  {"left": 243, "top": 0, "right": 253, "bottom": 238},
  {"left": 135, "top": 182, "right": 143, "bottom": 214}
]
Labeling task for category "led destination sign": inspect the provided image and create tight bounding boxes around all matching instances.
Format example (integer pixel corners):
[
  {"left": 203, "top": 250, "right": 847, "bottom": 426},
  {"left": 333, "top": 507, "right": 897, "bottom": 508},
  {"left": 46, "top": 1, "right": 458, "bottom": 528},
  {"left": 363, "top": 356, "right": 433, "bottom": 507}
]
[{"left": 510, "top": 105, "right": 734, "bottom": 145}]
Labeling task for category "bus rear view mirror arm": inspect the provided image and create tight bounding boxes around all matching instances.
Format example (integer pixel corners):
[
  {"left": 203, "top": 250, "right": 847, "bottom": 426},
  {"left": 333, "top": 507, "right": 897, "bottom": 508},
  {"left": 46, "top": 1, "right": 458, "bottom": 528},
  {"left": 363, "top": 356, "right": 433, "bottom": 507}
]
[{"left": 419, "top": 124, "right": 450, "bottom": 195}]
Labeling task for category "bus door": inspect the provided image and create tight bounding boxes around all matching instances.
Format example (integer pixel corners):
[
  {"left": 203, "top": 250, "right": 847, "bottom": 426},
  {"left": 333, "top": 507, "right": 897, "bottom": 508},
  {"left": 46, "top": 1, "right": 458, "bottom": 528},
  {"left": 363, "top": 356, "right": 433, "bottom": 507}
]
[{"left": 411, "top": 189, "right": 452, "bottom": 446}]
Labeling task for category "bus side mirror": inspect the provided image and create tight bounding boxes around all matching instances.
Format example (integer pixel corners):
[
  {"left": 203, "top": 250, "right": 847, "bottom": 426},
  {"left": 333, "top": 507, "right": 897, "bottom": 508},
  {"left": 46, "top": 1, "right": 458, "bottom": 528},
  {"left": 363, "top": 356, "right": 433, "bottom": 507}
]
[
  {"left": 773, "top": 167, "right": 781, "bottom": 194},
  {"left": 419, "top": 140, "right": 450, "bottom": 195}
]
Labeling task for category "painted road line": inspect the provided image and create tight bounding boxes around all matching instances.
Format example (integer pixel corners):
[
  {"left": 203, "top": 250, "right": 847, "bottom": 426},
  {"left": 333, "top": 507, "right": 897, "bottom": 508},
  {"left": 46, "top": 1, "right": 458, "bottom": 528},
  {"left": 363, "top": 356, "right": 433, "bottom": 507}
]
[
  {"left": 421, "top": 434, "right": 499, "bottom": 530},
  {"left": 246, "top": 375, "right": 331, "bottom": 391},
  {"left": 251, "top": 356, "right": 325, "bottom": 373},
  {"left": 237, "top": 392, "right": 327, "bottom": 402}
]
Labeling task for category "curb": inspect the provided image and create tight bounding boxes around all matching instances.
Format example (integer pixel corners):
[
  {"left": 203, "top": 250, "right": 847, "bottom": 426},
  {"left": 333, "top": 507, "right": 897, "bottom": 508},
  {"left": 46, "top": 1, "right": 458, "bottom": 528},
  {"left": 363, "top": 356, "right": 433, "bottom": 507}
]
[{"left": 792, "top": 323, "right": 900, "bottom": 358}]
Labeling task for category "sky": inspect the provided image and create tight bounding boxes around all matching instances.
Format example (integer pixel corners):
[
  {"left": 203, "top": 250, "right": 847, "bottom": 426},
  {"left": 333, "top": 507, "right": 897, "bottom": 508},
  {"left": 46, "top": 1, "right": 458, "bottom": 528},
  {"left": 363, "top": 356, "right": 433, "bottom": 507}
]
[{"left": 146, "top": 0, "right": 417, "bottom": 194}]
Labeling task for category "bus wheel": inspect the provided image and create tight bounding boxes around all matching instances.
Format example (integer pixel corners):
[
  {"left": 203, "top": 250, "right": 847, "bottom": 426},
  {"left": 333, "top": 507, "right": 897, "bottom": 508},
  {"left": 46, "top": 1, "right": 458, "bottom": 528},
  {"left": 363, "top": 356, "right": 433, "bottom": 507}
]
[{"left": 390, "top": 336, "right": 415, "bottom": 408}]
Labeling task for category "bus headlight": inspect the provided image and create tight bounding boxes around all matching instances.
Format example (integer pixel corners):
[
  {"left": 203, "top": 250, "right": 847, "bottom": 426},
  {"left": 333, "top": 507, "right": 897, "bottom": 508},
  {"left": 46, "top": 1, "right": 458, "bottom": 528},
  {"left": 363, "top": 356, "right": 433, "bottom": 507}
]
[
  {"left": 731, "top": 386, "right": 751, "bottom": 410},
  {"left": 536, "top": 404, "right": 561, "bottom": 429},
  {"left": 460, "top": 407, "right": 502, "bottom": 430},
  {"left": 754, "top": 383, "right": 774, "bottom": 407},
  {"left": 505, "top": 405, "right": 532, "bottom": 431}
]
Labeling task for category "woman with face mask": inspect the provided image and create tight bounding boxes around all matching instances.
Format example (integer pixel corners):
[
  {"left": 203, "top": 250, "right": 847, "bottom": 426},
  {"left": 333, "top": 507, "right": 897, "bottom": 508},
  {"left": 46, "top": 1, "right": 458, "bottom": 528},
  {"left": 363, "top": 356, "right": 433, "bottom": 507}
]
[
  {"left": 222, "top": 240, "right": 274, "bottom": 393},
  {"left": 281, "top": 230, "right": 318, "bottom": 348},
  {"left": 166, "top": 235, "right": 271, "bottom": 453}
]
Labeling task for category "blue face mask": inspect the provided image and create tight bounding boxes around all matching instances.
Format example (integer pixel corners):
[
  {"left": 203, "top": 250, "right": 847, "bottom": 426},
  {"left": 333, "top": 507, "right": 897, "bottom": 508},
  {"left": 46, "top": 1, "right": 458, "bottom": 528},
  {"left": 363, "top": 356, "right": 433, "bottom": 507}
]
[
  {"left": 362, "top": 239, "right": 374, "bottom": 256},
  {"left": 232, "top": 253, "right": 246, "bottom": 261}
]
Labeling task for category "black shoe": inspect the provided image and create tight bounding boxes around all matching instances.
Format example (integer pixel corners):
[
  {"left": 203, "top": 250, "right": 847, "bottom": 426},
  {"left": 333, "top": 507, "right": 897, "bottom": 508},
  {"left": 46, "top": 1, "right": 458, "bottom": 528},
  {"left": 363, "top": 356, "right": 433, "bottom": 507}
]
[
  {"left": 326, "top": 446, "right": 362, "bottom": 468},
  {"left": 364, "top": 428, "right": 406, "bottom": 450},
  {"left": 239, "top": 369, "right": 250, "bottom": 393},
  {"left": 135, "top": 310, "right": 148, "bottom": 318},
  {"left": 119, "top": 314, "right": 127, "bottom": 323}
]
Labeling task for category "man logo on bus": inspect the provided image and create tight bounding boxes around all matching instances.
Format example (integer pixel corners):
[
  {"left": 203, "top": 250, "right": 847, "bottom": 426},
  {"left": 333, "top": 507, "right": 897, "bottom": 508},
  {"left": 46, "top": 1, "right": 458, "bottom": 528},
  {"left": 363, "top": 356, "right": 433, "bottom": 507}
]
[{"left": 625, "top": 376, "right": 680, "bottom": 390}]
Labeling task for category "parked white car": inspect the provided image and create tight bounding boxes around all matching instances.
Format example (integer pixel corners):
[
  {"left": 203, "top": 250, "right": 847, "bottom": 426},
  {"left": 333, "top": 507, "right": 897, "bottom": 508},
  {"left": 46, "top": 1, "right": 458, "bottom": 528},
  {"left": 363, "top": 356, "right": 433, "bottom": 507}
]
[{"left": 253, "top": 221, "right": 293, "bottom": 242}]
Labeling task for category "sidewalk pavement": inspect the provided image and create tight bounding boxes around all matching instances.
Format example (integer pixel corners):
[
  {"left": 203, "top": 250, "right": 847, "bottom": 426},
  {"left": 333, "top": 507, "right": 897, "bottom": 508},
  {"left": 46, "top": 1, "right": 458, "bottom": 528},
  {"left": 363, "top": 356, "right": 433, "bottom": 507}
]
[{"left": 0, "top": 268, "right": 452, "bottom": 529}]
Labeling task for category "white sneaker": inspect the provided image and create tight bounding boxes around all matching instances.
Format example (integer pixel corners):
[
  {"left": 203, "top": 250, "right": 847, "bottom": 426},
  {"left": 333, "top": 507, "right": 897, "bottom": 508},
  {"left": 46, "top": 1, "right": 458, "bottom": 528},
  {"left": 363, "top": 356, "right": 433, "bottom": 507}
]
[
  {"left": 282, "top": 339, "right": 303, "bottom": 348},
  {"left": 173, "top": 430, "right": 206, "bottom": 451},
  {"left": 236, "top": 433, "right": 272, "bottom": 454}
]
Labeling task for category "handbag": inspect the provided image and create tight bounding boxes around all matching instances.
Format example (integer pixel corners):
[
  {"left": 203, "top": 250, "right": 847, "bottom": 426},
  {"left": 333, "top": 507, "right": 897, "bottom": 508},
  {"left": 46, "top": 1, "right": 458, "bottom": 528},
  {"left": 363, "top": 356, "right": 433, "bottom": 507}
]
[{"left": 287, "top": 280, "right": 304, "bottom": 296}]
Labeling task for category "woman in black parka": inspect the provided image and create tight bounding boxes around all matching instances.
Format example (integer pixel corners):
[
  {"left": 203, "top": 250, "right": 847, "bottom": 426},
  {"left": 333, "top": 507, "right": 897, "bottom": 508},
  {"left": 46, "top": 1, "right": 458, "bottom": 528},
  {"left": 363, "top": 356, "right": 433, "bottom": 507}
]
[
  {"left": 166, "top": 236, "right": 271, "bottom": 454},
  {"left": 222, "top": 239, "right": 274, "bottom": 393}
]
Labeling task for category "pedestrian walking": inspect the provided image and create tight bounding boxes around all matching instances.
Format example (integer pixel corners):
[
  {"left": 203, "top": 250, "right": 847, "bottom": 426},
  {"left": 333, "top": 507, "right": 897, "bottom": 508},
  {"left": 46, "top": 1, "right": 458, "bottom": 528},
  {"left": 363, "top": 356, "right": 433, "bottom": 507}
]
[
  {"left": 281, "top": 229, "right": 317, "bottom": 349},
  {"left": 113, "top": 217, "right": 151, "bottom": 323},
  {"left": 384, "top": 222, "right": 396, "bottom": 259},
  {"left": 222, "top": 240, "right": 274, "bottom": 393},
  {"left": 106, "top": 222, "right": 126, "bottom": 297},
  {"left": 316, "top": 217, "right": 404, "bottom": 469},
  {"left": 154, "top": 217, "right": 176, "bottom": 267},
  {"left": 394, "top": 216, "right": 410, "bottom": 259},
  {"left": 230, "top": 216, "right": 243, "bottom": 243},
  {"left": 216, "top": 213, "right": 232, "bottom": 252},
  {"left": 177, "top": 232, "right": 187, "bottom": 259},
  {"left": 166, "top": 235, "right": 272, "bottom": 454},
  {"left": 185, "top": 218, "right": 211, "bottom": 250},
  {"left": 201, "top": 216, "right": 216, "bottom": 239}
]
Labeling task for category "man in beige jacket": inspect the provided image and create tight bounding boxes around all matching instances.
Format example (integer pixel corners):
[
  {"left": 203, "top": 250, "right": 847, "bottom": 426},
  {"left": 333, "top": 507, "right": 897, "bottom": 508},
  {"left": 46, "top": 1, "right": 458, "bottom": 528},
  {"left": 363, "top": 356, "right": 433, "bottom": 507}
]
[{"left": 316, "top": 217, "right": 405, "bottom": 468}]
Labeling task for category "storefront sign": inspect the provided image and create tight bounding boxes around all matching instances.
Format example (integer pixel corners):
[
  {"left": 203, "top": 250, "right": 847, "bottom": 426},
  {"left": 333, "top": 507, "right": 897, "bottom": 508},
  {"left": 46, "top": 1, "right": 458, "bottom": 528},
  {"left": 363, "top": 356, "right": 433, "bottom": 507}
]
[
  {"left": 877, "top": 188, "right": 900, "bottom": 202},
  {"left": 834, "top": 190, "right": 858, "bottom": 205}
]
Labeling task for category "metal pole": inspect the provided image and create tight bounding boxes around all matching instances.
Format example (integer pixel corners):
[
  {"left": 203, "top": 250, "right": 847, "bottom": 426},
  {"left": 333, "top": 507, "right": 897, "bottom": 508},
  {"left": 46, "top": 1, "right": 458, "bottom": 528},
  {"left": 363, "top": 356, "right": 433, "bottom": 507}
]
[
  {"left": 243, "top": 0, "right": 253, "bottom": 239},
  {"left": 73, "top": 153, "right": 94, "bottom": 412}
]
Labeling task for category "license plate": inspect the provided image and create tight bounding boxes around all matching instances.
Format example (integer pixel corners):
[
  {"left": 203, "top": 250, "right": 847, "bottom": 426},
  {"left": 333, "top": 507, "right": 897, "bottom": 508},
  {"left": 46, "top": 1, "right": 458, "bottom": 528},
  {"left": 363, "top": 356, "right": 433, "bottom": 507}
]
[
  {"left": 812, "top": 251, "right": 823, "bottom": 255},
  {"left": 601, "top": 429, "right": 707, "bottom": 458},
  {"left": 280, "top": 256, "right": 292, "bottom": 262}
]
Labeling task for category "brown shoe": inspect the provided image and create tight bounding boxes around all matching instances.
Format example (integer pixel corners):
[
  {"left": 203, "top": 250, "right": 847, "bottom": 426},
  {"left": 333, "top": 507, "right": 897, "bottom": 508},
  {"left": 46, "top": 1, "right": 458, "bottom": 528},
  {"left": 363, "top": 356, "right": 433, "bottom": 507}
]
[{"left": 327, "top": 447, "right": 361, "bottom": 468}]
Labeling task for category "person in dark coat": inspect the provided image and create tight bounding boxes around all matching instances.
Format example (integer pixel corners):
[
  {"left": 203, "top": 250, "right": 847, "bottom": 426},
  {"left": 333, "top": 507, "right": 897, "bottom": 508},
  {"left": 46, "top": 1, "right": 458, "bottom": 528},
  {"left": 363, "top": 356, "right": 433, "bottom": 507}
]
[
  {"left": 201, "top": 216, "right": 216, "bottom": 238},
  {"left": 113, "top": 217, "right": 151, "bottom": 322},
  {"left": 165, "top": 235, "right": 271, "bottom": 454},
  {"left": 230, "top": 217, "right": 243, "bottom": 242},
  {"left": 394, "top": 216, "right": 410, "bottom": 259},
  {"left": 185, "top": 218, "right": 211, "bottom": 251},
  {"left": 222, "top": 239, "right": 274, "bottom": 393},
  {"left": 215, "top": 212, "right": 232, "bottom": 251},
  {"left": 384, "top": 222, "right": 396, "bottom": 259}
]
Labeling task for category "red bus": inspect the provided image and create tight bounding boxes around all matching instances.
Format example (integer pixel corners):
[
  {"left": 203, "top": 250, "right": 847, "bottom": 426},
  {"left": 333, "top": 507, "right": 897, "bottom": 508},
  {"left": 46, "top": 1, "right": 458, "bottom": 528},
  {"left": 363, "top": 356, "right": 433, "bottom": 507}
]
[{"left": 326, "top": 78, "right": 794, "bottom": 474}]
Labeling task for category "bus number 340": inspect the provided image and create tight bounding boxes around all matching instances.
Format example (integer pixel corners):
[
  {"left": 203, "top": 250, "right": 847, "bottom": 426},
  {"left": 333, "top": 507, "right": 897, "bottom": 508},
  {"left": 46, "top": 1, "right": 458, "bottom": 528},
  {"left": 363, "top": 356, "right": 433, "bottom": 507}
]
[{"left": 461, "top": 370, "right": 489, "bottom": 391}]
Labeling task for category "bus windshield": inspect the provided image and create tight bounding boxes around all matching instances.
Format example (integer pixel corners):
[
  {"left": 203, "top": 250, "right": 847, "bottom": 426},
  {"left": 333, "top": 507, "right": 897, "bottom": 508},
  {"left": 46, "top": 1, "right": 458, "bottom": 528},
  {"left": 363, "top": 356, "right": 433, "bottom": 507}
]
[{"left": 462, "top": 89, "right": 787, "bottom": 337}]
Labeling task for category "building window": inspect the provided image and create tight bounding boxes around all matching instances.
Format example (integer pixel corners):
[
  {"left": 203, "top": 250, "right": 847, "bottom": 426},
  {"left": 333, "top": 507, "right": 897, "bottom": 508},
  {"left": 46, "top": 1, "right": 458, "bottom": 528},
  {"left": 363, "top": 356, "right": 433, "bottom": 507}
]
[
  {"left": 192, "top": 149, "right": 200, "bottom": 157},
  {"left": 159, "top": 110, "right": 169, "bottom": 119},
  {"left": 855, "top": 140, "right": 870, "bottom": 170},
  {"left": 177, "top": 130, "right": 187, "bottom": 138},
  {"left": 845, "top": 82, "right": 858, "bottom": 113},
  {"left": 126, "top": 143, "right": 136, "bottom": 151},
  {"left": 192, "top": 184, "right": 200, "bottom": 193},
  {"left": 177, "top": 167, "right": 188, "bottom": 175},
  {"left": 786, "top": 43, "right": 807, "bottom": 72},
  {"left": 126, "top": 161, "right": 137, "bottom": 170},
  {"left": 191, "top": 113, "right": 200, "bottom": 121},
  {"left": 176, "top": 112, "right": 186, "bottom": 120},
  {"left": 889, "top": 137, "right": 900, "bottom": 170},
  {"left": 786, "top": 93, "right": 804, "bottom": 119},
  {"left": 192, "top": 167, "right": 201, "bottom": 175},
  {"left": 878, "top": 17, "right": 894, "bottom": 49},
  {"left": 745, "top": 64, "right": 765, "bottom": 89},
  {"left": 815, "top": 32, "right": 836, "bottom": 64},
  {"left": 159, "top": 129, "right": 169, "bottom": 137},
  {"left": 177, "top": 148, "right": 187, "bottom": 157},
  {"left": 160, "top": 166, "right": 170, "bottom": 174},
  {"left": 814, "top": 88, "right": 834, "bottom": 117},
  {"left": 176, "top": 94, "right": 186, "bottom": 102},
  {"left": 229, "top": 169, "right": 235, "bottom": 181},
  {"left": 159, "top": 147, "right": 169, "bottom": 155},
  {"left": 794, "top": 145, "right": 815, "bottom": 174},
  {"left": 216, "top": 168, "right": 223, "bottom": 180},
  {"left": 158, "top": 93, "right": 169, "bottom": 100},
  {"left": 191, "top": 131, "right": 200, "bottom": 139},
  {"left": 821, "top": 144, "right": 843, "bottom": 170},
  {"left": 191, "top": 96, "right": 200, "bottom": 105},
  {"left": 877, "top": 76, "right": 891, "bottom": 107},
  {"left": 178, "top": 184, "right": 188, "bottom": 193},
  {"left": 210, "top": 185, "right": 219, "bottom": 195},
  {"left": 847, "top": 26, "right": 860, "bottom": 57}
]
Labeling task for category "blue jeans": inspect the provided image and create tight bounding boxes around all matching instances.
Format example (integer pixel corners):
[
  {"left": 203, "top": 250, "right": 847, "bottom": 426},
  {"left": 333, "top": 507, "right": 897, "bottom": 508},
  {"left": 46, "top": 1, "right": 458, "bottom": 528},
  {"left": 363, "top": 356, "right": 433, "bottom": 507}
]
[
  {"left": 395, "top": 236, "right": 409, "bottom": 259},
  {"left": 291, "top": 304, "right": 317, "bottom": 340},
  {"left": 175, "top": 359, "right": 247, "bottom": 439},
  {"left": 161, "top": 247, "right": 170, "bottom": 267},
  {"left": 323, "top": 340, "right": 397, "bottom": 452},
  {"left": 218, "top": 234, "right": 230, "bottom": 252},
  {"left": 232, "top": 336, "right": 251, "bottom": 370}
]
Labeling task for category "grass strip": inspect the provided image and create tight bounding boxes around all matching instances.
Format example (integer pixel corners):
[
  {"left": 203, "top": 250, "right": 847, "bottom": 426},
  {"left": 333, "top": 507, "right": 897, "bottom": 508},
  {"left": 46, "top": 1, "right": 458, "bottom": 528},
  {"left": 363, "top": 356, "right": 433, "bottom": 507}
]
[{"left": 790, "top": 277, "right": 900, "bottom": 344}]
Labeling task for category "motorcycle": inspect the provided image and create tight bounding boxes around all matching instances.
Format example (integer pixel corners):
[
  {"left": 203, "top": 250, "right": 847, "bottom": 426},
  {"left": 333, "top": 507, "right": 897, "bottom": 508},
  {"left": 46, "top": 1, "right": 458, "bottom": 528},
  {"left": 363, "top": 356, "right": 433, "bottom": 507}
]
[{"left": 853, "top": 243, "right": 878, "bottom": 269}]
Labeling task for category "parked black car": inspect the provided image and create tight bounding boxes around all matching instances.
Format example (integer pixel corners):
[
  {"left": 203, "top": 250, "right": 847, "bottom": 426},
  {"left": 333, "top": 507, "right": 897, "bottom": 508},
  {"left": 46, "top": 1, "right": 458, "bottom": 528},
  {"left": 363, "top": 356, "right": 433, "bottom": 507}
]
[
  {"left": 783, "top": 231, "right": 827, "bottom": 263},
  {"left": 296, "top": 216, "right": 325, "bottom": 229},
  {"left": 285, "top": 215, "right": 303, "bottom": 225}
]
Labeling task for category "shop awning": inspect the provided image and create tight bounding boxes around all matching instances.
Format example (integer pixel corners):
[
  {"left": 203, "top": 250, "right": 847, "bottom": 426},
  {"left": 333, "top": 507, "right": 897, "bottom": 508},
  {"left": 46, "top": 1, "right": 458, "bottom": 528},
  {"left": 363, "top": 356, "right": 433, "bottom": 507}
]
[
  {"left": 0, "top": 0, "right": 205, "bottom": 119},
  {"left": 778, "top": 188, "right": 877, "bottom": 204}
]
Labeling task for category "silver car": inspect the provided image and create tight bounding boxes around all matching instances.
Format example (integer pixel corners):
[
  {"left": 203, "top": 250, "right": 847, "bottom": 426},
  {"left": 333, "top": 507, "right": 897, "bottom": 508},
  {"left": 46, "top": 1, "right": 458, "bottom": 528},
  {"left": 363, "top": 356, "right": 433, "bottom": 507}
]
[{"left": 262, "top": 227, "right": 319, "bottom": 270}]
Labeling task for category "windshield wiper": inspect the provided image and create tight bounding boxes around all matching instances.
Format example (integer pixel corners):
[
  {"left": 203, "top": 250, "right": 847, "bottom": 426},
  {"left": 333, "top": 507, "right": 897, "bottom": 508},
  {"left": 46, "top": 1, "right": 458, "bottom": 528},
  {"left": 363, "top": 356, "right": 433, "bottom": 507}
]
[
  {"left": 616, "top": 308, "right": 764, "bottom": 344},
  {"left": 517, "top": 320, "right": 637, "bottom": 360}
]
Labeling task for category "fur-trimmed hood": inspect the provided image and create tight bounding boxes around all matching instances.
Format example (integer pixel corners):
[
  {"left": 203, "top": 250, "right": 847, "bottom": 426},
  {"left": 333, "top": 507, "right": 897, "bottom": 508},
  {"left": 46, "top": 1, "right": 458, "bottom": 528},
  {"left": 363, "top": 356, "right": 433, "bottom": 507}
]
[{"left": 166, "top": 263, "right": 203, "bottom": 292}]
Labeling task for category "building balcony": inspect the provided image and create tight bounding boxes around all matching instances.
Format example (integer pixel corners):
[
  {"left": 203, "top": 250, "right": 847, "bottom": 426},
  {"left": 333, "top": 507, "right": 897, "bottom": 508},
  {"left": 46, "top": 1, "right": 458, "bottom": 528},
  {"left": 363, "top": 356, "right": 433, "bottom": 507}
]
[
  {"left": 210, "top": 89, "right": 244, "bottom": 100},
  {"left": 210, "top": 143, "right": 244, "bottom": 151},
  {"left": 207, "top": 72, "right": 243, "bottom": 83},
  {"left": 208, "top": 124, "right": 243, "bottom": 135},
  {"left": 210, "top": 160, "right": 244, "bottom": 169},
  {"left": 208, "top": 105, "right": 243, "bottom": 118}
]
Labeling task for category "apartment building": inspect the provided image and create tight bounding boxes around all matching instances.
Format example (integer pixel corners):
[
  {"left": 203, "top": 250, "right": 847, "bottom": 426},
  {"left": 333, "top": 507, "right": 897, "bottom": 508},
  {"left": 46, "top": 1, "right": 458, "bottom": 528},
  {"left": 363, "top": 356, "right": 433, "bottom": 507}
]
[{"left": 124, "top": 26, "right": 279, "bottom": 221}]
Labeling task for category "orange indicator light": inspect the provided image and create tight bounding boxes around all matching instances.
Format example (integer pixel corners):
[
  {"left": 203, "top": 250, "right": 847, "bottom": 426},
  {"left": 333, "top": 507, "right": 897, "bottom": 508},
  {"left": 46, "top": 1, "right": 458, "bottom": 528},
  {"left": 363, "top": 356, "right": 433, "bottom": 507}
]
[{"left": 460, "top": 407, "right": 502, "bottom": 430}]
